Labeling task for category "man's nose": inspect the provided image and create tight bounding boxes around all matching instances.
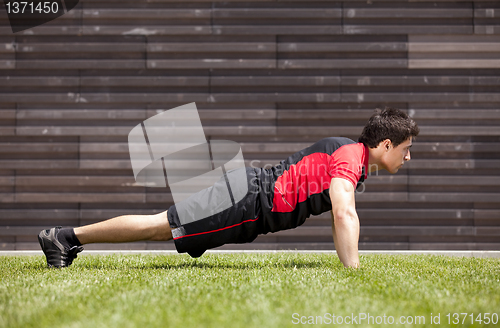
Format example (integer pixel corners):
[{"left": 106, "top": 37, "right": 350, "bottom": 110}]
[{"left": 404, "top": 150, "right": 411, "bottom": 161}]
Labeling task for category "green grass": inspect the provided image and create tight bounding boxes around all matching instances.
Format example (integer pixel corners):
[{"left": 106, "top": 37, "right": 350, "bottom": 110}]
[{"left": 1, "top": 253, "right": 499, "bottom": 328}]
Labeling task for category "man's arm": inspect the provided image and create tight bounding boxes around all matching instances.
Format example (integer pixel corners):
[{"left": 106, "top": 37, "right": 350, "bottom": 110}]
[{"left": 329, "top": 178, "right": 360, "bottom": 268}]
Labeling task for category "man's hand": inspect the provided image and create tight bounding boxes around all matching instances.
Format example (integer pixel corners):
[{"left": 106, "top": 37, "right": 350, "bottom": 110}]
[{"left": 330, "top": 178, "right": 360, "bottom": 268}]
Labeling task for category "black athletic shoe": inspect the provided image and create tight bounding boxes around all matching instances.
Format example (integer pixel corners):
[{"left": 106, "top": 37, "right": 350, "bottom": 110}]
[{"left": 38, "top": 227, "right": 84, "bottom": 268}]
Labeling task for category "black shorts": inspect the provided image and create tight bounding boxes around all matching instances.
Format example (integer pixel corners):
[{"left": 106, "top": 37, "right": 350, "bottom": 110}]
[{"left": 167, "top": 167, "right": 264, "bottom": 257}]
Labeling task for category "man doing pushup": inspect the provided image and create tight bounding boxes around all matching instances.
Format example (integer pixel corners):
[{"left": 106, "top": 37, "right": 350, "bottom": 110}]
[{"left": 38, "top": 107, "right": 419, "bottom": 269}]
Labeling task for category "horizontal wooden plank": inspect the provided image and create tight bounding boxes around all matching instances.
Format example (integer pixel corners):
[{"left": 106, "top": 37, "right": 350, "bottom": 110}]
[
  {"left": 409, "top": 35, "right": 500, "bottom": 43},
  {"left": 340, "top": 92, "right": 499, "bottom": 103},
  {"left": 80, "top": 209, "right": 161, "bottom": 220},
  {"left": 11, "top": 193, "right": 146, "bottom": 203},
  {"left": 15, "top": 127, "right": 132, "bottom": 136},
  {"left": 0, "top": 60, "right": 15, "bottom": 69},
  {"left": 0, "top": 176, "right": 15, "bottom": 187},
  {"left": 409, "top": 176, "right": 500, "bottom": 186},
  {"left": 409, "top": 109, "right": 500, "bottom": 119},
  {"left": 343, "top": 25, "right": 472, "bottom": 34},
  {"left": 0, "top": 110, "right": 16, "bottom": 119},
  {"left": 79, "top": 160, "right": 132, "bottom": 170},
  {"left": 84, "top": 92, "right": 209, "bottom": 103},
  {"left": 0, "top": 42, "right": 15, "bottom": 54},
  {"left": 409, "top": 42, "right": 500, "bottom": 53},
  {"left": 0, "top": 209, "right": 78, "bottom": 220},
  {"left": 278, "top": 42, "right": 407, "bottom": 52},
  {"left": 17, "top": 43, "right": 145, "bottom": 53},
  {"left": 81, "top": 76, "right": 208, "bottom": 87},
  {"left": 474, "top": 8, "right": 498, "bottom": 18},
  {"left": 277, "top": 126, "right": 361, "bottom": 136},
  {"left": 279, "top": 59, "right": 408, "bottom": 69},
  {"left": 81, "top": 26, "right": 212, "bottom": 36},
  {"left": 476, "top": 227, "right": 500, "bottom": 236},
  {"left": 0, "top": 142, "right": 77, "bottom": 153},
  {"left": 16, "top": 110, "right": 146, "bottom": 120},
  {"left": 209, "top": 93, "right": 340, "bottom": 103},
  {"left": 0, "top": 128, "right": 15, "bottom": 135},
  {"left": 15, "top": 125, "right": 278, "bottom": 137},
  {"left": 409, "top": 192, "right": 500, "bottom": 203},
  {"left": 0, "top": 226, "right": 46, "bottom": 235},
  {"left": 16, "top": 60, "right": 146, "bottom": 69},
  {"left": 212, "top": 26, "right": 342, "bottom": 35},
  {"left": 213, "top": 8, "right": 341, "bottom": 19},
  {"left": 355, "top": 192, "right": 408, "bottom": 202},
  {"left": 408, "top": 243, "right": 500, "bottom": 251},
  {"left": 148, "top": 59, "right": 275, "bottom": 69},
  {"left": 278, "top": 109, "right": 500, "bottom": 123},
  {"left": 409, "top": 143, "right": 489, "bottom": 155},
  {"left": 474, "top": 26, "right": 500, "bottom": 34},
  {"left": 409, "top": 59, "right": 500, "bottom": 69},
  {"left": 0, "top": 77, "right": 79, "bottom": 87},
  {"left": 2, "top": 93, "right": 209, "bottom": 103},
  {"left": 358, "top": 209, "right": 475, "bottom": 220},
  {"left": 364, "top": 226, "right": 478, "bottom": 236},
  {"left": 0, "top": 194, "right": 14, "bottom": 202},
  {"left": 407, "top": 53, "right": 500, "bottom": 60},
  {"left": 15, "top": 176, "right": 138, "bottom": 187},
  {"left": 407, "top": 159, "right": 500, "bottom": 170},
  {"left": 418, "top": 126, "right": 500, "bottom": 136},
  {"left": 82, "top": 9, "right": 211, "bottom": 19},
  {"left": 211, "top": 76, "right": 340, "bottom": 87},
  {"left": 474, "top": 210, "right": 500, "bottom": 220},
  {"left": 345, "top": 76, "right": 500, "bottom": 86},
  {"left": 200, "top": 126, "right": 277, "bottom": 135},
  {"left": 363, "top": 175, "right": 407, "bottom": 186},
  {"left": 343, "top": 8, "right": 471, "bottom": 19},
  {"left": 1, "top": 26, "right": 83, "bottom": 36},
  {"left": 268, "top": 226, "right": 478, "bottom": 237},
  {"left": 276, "top": 109, "right": 372, "bottom": 120},
  {"left": 79, "top": 143, "right": 128, "bottom": 154},
  {"left": 148, "top": 42, "right": 275, "bottom": 53},
  {"left": 0, "top": 160, "right": 79, "bottom": 169}
]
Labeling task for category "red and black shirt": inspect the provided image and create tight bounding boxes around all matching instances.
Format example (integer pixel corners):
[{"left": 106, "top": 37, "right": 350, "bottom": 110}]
[{"left": 258, "top": 137, "right": 369, "bottom": 233}]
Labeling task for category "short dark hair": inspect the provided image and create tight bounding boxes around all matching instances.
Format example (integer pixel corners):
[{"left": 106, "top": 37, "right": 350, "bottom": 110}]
[{"left": 358, "top": 107, "right": 420, "bottom": 148}]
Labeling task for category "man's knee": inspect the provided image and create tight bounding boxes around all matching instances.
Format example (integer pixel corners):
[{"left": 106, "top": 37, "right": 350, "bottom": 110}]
[{"left": 150, "top": 210, "right": 172, "bottom": 241}]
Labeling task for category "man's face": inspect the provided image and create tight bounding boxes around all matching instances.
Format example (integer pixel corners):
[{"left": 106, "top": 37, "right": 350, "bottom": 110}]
[{"left": 383, "top": 137, "right": 412, "bottom": 174}]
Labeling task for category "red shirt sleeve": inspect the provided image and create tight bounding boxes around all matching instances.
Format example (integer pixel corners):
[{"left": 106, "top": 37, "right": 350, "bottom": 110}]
[{"left": 328, "top": 143, "right": 365, "bottom": 188}]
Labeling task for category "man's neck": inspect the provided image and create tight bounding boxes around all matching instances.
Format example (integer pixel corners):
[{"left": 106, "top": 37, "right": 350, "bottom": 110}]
[{"left": 367, "top": 146, "right": 384, "bottom": 173}]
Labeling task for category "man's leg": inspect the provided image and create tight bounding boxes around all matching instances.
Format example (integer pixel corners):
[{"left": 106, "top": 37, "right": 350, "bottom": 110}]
[
  {"left": 75, "top": 210, "right": 172, "bottom": 244},
  {"left": 38, "top": 210, "right": 172, "bottom": 268}
]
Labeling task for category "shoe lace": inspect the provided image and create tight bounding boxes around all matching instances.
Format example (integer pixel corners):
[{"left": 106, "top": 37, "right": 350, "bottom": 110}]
[{"left": 64, "top": 245, "right": 84, "bottom": 266}]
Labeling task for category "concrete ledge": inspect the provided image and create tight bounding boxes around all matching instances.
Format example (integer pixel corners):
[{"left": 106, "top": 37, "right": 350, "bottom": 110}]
[{"left": 1, "top": 250, "right": 500, "bottom": 258}]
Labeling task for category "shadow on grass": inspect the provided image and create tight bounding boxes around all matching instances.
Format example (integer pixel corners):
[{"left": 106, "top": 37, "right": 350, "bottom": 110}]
[
  {"left": 73, "top": 255, "right": 342, "bottom": 271},
  {"left": 22, "top": 253, "right": 348, "bottom": 271},
  {"left": 142, "top": 260, "right": 334, "bottom": 270}
]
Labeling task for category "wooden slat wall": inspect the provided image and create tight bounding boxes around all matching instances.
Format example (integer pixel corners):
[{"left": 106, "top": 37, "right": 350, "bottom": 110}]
[{"left": 0, "top": 0, "right": 499, "bottom": 251}]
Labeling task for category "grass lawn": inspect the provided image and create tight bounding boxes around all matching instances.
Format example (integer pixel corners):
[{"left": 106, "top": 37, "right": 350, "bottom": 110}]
[{"left": 1, "top": 253, "right": 499, "bottom": 328}]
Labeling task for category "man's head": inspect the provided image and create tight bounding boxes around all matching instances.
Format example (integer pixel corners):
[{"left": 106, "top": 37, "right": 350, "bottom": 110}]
[{"left": 359, "top": 107, "right": 420, "bottom": 173}]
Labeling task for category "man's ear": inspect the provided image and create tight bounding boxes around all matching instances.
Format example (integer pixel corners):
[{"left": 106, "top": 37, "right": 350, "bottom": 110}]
[{"left": 383, "top": 139, "right": 392, "bottom": 151}]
